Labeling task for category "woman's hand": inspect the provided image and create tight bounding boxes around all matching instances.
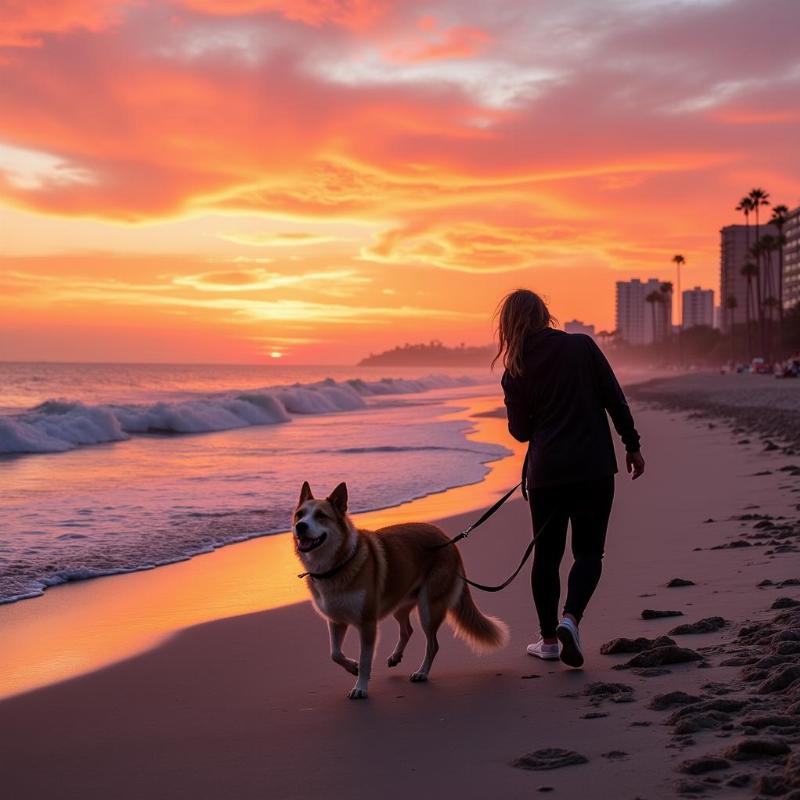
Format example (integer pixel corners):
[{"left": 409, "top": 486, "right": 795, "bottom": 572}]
[{"left": 626, "top": 450, "right": 645, "bottom": 480}]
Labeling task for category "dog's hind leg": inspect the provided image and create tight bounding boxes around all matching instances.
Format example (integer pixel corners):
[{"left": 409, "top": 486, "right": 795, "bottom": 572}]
[
  {"left": 349, "top": 620, "right": 377, "bottom": 699},
  {"left": 328, "top": 621, "right": 358, "bottom": 676},
  {"left": 410, "top": 592, "right": 446, "bottom": 683},
  {"left": 388, "top": 604, "right": 414, "bottom": 668}
]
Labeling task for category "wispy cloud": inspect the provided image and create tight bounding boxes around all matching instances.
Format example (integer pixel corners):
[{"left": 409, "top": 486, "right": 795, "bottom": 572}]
[
  {"left": 217, "top": 231, "right": 344, "bottom": 247},
  {"left": 173, "top": 266, "right": 370, "bottom": 292},
  {"left": 3, "top": 268, "right": 480, "bottom": 326}
]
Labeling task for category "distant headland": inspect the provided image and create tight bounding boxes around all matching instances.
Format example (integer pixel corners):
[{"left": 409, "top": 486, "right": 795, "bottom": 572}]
[{"left": 358, "top": 341, "right": 494, "bottom": 367}]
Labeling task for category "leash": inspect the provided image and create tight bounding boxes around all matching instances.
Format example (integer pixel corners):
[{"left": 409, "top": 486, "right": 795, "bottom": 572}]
[
  {"left": 454, "top": 510, "right": 556, "bottom": 592},
  {"left": 433, "top": 451, "right": 529, "bottom": 550},
  {"left": 433, "top": 481, "right": 522, "bottom": 551},
  {"left": 300, "top": 455, "right": 544, "bottom": 591},
  {"left": 430, "top": 452, "right": 556, "bottom": 593}
]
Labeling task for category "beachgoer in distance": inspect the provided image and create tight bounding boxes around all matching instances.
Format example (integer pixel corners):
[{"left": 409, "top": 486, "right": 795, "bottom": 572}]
[{"left": 494, "top": 289, "right": 645, "bottom": 668}]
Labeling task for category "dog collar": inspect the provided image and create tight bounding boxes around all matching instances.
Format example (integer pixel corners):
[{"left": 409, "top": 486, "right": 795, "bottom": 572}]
[{"left": 298, "top": 544, "right": 359, "bottom": 581}]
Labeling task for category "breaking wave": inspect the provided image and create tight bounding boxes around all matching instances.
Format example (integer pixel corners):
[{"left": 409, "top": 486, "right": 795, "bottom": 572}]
[{"left": 0, "top": 374, "right": 482, "bottom": 455}]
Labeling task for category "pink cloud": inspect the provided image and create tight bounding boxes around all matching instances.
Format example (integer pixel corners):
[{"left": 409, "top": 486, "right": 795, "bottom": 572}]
[
  {"left": 388, "top": 23, "right": 491, "bottom": 63},
  {"left": 0, "top": 0, "right": 797, "bottom": 285},
  {"left": 177, "top": 0, "right": 396, "bottom": 30},
  {"left": 0, "top": 0, "right": 134, "bottom": 47}
]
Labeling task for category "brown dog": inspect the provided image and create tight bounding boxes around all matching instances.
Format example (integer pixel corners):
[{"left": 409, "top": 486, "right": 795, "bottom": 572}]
[{"left": 293, "top": 481, "right": 509, "bottom": 699}]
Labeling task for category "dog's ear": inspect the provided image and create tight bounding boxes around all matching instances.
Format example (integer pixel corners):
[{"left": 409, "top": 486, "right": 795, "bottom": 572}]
[
  {"left": 327, "top": 482, "right": 348, "bottom": 515},
  {"left": 298, "top": 481, "right": 314, "bottom": 506}
]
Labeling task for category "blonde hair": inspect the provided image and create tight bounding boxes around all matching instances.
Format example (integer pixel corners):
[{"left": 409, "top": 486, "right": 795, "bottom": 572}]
[{"left": 492, "top": 290, "right": 555, "bottom": 377}]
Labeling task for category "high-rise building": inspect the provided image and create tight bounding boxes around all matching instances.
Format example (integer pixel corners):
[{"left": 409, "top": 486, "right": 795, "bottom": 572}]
[
  {"left": 615, "top": 278, "right": 672, "bottom": 345},
  {"left": 783, "top": 205, "right": 800, "bottom": 311},
  {"left": 719, "top": 223, "right": 778, "bottom": 331},
  {"left": 682, "top": 287, "right": 714, "bottom": 329},
  {"left": 564, "top": 319, "right": 595, "bottom": 338}
]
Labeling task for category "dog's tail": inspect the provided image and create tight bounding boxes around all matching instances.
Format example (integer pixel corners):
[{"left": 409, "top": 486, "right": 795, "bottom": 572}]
[{"left": 448, "top": 582, "right": 509, "bottom": 652}]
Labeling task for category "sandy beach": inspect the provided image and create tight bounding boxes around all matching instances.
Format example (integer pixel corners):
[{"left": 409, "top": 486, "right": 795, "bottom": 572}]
[
  {"left": 4, "top": 0, "right": 800, "bottom": 796},
  {"left": 2, "top": 379, "right": 800, "bottom": 800}
]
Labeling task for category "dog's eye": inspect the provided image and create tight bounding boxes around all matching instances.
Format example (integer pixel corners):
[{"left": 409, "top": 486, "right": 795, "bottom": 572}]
[{"left": 313, "top": 510, "right": 329, "bottom": 522}]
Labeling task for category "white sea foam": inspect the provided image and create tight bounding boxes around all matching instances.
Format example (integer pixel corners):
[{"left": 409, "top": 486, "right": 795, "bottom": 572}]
[
  {"left": 0, "top": 402, "right": 128, "bottom": 454},
  {"left": 0, "top": 374, "right": 484, "bottom": 455}
]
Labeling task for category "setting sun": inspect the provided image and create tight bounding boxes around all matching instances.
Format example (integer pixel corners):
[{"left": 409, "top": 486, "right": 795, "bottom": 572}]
[{"left": 1, "top": 1, "right": 798, "bottom": 364}]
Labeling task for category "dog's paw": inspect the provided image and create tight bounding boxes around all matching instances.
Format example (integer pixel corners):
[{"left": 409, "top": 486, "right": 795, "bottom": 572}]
[
  {"left": 409, "top": 671, "right": 428, "bottom": 683},
  {"left": 387, "top": 654, "right": 401, "bottom": 668},
  {"left": 348, "top": 686, "right": 368, "bottom": 700},
  {"left": 334, "top": 656, "right": 359, "bottom": 675}
]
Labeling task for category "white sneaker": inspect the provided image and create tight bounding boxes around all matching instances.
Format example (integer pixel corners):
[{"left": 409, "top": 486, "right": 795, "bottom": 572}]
[
  {"left": 526, "top": 639, "right": 560, "bottom": 660},
  {"left": 556, "top": 617, "right": 584, "bottom": 668}
]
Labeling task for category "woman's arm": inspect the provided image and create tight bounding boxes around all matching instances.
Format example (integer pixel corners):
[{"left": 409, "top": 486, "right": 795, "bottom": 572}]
[
  {"left": 501, "top": 369, "right": 532, "bottom": 442},
  {"left": 585, "top": 337, "right": 641, "bottom": 454}
]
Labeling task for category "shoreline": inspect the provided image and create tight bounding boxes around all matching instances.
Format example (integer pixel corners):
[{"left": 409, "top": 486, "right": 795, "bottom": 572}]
[
  {"left": 0, "top": 392, "right": 525, "bottom": 699},
  {"left": 0, "top": 377, "right": 503, "bottom": 606},
  {"left": 2, "top": 401, "right": 799, "bottom": 798},
  {"left": 628, "top": 372, "right": 800, "bottom": 453}
]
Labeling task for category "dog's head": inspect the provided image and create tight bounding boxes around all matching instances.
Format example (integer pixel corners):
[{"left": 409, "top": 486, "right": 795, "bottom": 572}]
[{"left": 293, "top": 481, "right": 350, "bottom": 562}]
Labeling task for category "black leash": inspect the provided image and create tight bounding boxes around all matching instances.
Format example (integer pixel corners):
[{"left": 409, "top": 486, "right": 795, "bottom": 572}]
[
  {"left": 432, "top": 480, "right": 522, "bottom": 551},
  {"left": 454, "top": 510, "right": 556, "bottom": 592},
  {"left": 300, "top": 455, "right": 543, "bottom": 591},
  {"left": 430, "top": 452, "right": 555, "bottom": 593}
]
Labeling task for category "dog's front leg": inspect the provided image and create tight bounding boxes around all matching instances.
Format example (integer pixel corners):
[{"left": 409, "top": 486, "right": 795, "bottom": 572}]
[
  {"left": 348, "top": 620, "right": 377, "bottom": 700},
  {"left": 328, "top": 621, "right": 358, "bottom": 676}
]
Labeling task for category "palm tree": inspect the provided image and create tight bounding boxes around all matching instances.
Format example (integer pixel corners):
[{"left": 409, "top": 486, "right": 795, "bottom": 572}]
[
  {"left": 672, "top": 254, "right": 685, "bottom": 364},
  {"left": 671, "top": 255, "right": 685, "bottom": 321},
  {"left": 760, "top": 234, "right": 782, "bottom": 360},
  {"left": 760, "top": 234, "right": 778, "bottom": 320},
  {"left": 741, "top": 260, "right": 758, "bottom": 359},
  {"left": 735, "top": 197, "right": 754, "bottom": 351},
  {"left": 725, "top": 295, "right": 738, "bottom": 363},
  {"left": 645, "top": 291, "right": 662, "bottom": 345},
  {"left": 749, "top": 188, "right": 770, "bottom": 351},
  {"left": 659, "top": 281, "right": 673, "bottom": 343},
  {"left": 771, "top": 204, "right": 789, "bottom": 352},
  {"left": 749, "top": 187, "right": 770, "bottom": 232},
  {"left": 736, "top": 195, "right": 754, "bottom": 254},
  {"left": 749, "top": 240, "right": 766, "bottom": 355}
]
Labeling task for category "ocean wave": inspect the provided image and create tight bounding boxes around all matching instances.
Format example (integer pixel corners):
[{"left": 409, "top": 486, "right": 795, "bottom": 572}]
[{"left": 0, "top": 374, "right": 485, "bottom": 455}]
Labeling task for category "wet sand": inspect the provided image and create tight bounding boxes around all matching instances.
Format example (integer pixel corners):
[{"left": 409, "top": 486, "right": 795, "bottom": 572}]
[{"left": 1, "top": 400, "right": 799, "bottom": 799}]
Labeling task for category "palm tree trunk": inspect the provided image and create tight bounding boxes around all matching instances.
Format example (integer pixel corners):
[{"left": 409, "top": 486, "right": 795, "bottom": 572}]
[
  {"left": 754, "top": 260, "right": 764, "bottom": 355},
  {"left": 764, "top": 249, "right": 774, "bottom": 361},
  {"left": 745, "top": 277, "right": 753, "bottom": 359},
  {"left": 754, "top": 214, "right": 766, "bottom": 357},
  {"left": 649, "top": 303, "right": 656, "bottom": 344},
  {"left": 778, "top": 244, "right": 785, "bottom": 355}
]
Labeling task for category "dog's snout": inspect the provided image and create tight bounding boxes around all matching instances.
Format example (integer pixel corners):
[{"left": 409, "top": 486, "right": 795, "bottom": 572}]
[{"left": 295, "top": 520, "right": 309, "bottom": 536}]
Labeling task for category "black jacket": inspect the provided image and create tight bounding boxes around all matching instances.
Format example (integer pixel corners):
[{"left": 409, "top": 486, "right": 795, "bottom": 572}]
[{"left": 501, "top": 328, "right": 640, "bottom": 488}]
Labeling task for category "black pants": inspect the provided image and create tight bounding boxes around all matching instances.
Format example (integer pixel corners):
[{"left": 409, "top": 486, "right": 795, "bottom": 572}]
[{"left": 528, "top": 475, "right": 615, "bottom": 638}]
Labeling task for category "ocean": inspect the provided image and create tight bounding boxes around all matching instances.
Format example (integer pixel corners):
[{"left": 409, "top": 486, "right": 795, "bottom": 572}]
[{"left": 0, "top": 363, "right": 508, "bottom": 604}]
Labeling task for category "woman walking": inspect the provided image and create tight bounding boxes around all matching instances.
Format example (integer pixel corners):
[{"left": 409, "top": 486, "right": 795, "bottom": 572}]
[{"left": 495, "top": 290, "right": 645, "bottom": 668}]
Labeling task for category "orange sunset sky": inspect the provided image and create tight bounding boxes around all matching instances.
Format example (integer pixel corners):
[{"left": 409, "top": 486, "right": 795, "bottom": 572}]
[{"left": 1, "top": 0, "right": 799, "bottom": 364}]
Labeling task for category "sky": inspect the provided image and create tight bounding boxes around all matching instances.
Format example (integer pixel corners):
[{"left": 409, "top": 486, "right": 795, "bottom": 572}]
[{"left": 1, "top": 0, "right": 799, "bottom": 364}]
